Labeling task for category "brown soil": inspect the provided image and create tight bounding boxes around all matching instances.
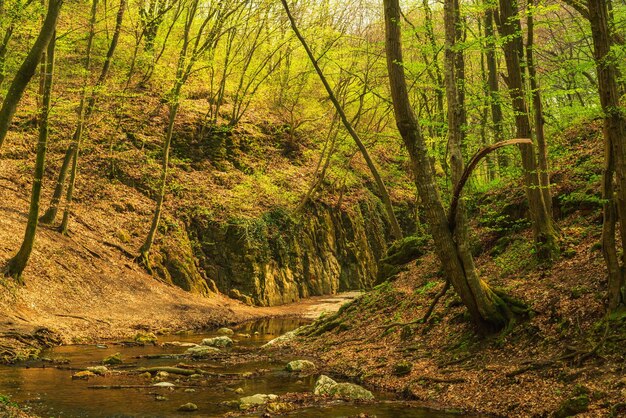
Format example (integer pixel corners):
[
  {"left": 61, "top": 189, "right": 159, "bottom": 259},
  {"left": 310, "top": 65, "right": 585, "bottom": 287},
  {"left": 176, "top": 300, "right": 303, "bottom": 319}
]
[{"left": 282, "top": 223, "right": 626, "bottom": 417}]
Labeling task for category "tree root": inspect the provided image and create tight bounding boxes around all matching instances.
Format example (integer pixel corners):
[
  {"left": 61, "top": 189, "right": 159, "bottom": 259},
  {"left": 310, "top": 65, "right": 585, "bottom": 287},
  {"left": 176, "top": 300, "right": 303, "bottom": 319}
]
[{"left": 378, "top": 280, "right": 450, "bottom": 334}]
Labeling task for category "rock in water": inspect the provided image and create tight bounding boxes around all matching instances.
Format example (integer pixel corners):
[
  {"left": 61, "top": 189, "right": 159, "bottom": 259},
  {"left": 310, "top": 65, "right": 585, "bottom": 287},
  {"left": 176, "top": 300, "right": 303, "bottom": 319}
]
[
  {"left": 328, "top": 383, "right": 375, "bottom": 400},
  {"left": 102, "top": 353, "right": 123, "bottom": 365},
  {"left": 177, "top": 403, "right": 198, "bottom": 412},
  {"left": 239, "top": 394, "right": 278, "bottom": 410},
  {"left": 134, "top": 332, "right": 158, "bottom": 345},
  {"left": 261, "top": 331, "right": 296, "bottom": 348},
  {"left": 201, "top": 336, "right": 233, "bottom": 348},
  {"left": 217, "top": 327, "right": 234, "bottom": 336},
  {"left": 185, "top": 345, "right": 220, "bottom": 358},
  {"left": 72, "top": 370, "right": 95, "bottom": 380},
  {"left": 153, "top": 382, "right": 175, "bottom": 387},
  {"left": 313, "top": 375, "right": 374, "bottom": 400},
  {"left": 285, "top": 360, "right": 316, "bottom": 373},
  {"left": 86, "top": 366, "right": 108, "bottom": 375},
  {"left": 313, "top": 375, "right": 337, "bottom": 396}
]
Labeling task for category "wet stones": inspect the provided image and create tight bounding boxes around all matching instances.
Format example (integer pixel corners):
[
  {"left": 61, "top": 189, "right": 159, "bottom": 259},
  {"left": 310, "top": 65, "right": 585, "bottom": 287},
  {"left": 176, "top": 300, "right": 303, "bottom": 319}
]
[
  {"left": 185, "top": 345, "right": 220, "bottom": 358},
  {"left": 285, "top": 360, "right": 316, "bottom": 373},
  {"left": 313, "top": 375, "right": 374, "bottom": 400},
  {"left": 201, "top": 336, "right": 233, "bottom": 348}
]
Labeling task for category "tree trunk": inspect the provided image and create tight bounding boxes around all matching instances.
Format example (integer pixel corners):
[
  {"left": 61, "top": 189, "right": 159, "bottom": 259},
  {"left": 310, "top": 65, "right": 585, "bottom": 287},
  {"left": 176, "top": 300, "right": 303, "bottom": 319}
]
[
  {"left": 483, "top": 3, "right": 506, "bottom": 172},
  {"left": 59, "top": 0, "right": 126, "bottom": 233},
  {"left": 0, "top": 0, "right": 62, "bottom": 150},
  {"left": 496, "top": 0, "right": 558, "bottom": 262},
  {"left": 526, "top": 0, "right": 553, "bottom": 217},
  {"left": 5, "top": 32, "right": 56, "bottom": 281},
  {"left": 384, "top": 0, "right": 520, "bottom": 330},
  {"left": 281, "top": 0, "right": 403, "bottom": 240},
  {"left": 587, "top": 0, "right": 626, "bottom": 310}
]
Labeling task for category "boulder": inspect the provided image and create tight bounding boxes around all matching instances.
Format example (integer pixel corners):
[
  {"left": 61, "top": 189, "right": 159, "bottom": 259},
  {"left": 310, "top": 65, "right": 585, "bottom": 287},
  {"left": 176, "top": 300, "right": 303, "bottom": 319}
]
[
  {"left": 329, "top": 383, "right": 375, "bottom": 400},
  {"left": 201, "top": 336, "right": 233, "bottom": 348},
  {"left": 313, "top": 375, "right": 374, "bottom": 400},
  {"left": 134, "top": 332, "right": 158, "bottom": 345},
  {"left": 261, "top": 331, "right": 296, "bottom": 348},
  {"left": 313, "top": 375, "right": 337, "bottom": 396},
  {"left": 217, "top": 327, "right": 234, "bottom": 336},
  {"left": 72, "top": 370, "right": 95, "bottom": 380},
  {"left": 86, "top": 366, "right": 108, "bottom": 375},
  {"left": 239, "top": 394, "right": 278, "bottom": 410},
  {"left": 285, "top": 360, "right": 316, "bottom": 373},
  {"left": 185, "top": 345, "right": 220, "bottom": 358},
  {"left": 102, "top": 353, "right": 123, "bottom": 365}
]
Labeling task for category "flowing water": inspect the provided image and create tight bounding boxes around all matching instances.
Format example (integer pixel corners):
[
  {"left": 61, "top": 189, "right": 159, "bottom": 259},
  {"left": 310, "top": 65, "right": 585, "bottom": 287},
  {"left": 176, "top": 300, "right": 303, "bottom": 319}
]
[{"left": 0, "top": 317, "right": 469, "bottom": 417}]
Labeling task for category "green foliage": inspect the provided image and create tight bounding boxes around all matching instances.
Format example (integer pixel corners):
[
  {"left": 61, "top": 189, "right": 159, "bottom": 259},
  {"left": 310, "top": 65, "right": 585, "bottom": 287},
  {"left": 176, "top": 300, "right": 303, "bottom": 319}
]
[{"left": 494, "top": 239, "right": 536, "bottom": 277}]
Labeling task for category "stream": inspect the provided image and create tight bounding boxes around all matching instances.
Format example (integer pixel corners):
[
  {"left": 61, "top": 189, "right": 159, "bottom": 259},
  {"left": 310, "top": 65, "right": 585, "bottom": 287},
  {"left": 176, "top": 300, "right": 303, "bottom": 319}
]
[{"left": 0, "top": 303, "right": 470, "bottom": 417}]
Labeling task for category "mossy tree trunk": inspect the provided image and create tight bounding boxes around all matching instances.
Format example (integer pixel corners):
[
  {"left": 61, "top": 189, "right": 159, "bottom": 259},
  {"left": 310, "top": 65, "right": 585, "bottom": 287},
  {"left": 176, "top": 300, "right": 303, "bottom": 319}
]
[
  {"left": 383, "top": 0, "right": 522, "bottom": 330},
  {"left": 5, "top": 31, "right": 56, "bottom": 281},
  {"left": 526, "top": 0, "right": 553, "bottom": 218},
  {"left": 495, "top": 0, "right": 558, "bottom": 263},
  {"left": 587, "top": 0, "right": 626, "bottom": 310},
  {"left": 0, "top": 0, "right": 62, "bottom": 151},
  {"left": 281, "top": 0, "right": 403, "bottom": 241}
]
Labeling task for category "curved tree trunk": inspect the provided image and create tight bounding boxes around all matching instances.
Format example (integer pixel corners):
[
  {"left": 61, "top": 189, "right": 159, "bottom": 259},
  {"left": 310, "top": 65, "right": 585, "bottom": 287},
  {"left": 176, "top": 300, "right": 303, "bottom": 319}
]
[{"left": 383, "top": 0, "right": 521, "bottom": 330}]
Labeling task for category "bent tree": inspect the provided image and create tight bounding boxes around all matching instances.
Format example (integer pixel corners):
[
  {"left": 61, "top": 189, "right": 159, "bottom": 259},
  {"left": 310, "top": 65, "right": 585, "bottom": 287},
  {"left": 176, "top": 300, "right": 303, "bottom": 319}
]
[{"left": 383, "top": 0, "right": 524, "bottom": 330}]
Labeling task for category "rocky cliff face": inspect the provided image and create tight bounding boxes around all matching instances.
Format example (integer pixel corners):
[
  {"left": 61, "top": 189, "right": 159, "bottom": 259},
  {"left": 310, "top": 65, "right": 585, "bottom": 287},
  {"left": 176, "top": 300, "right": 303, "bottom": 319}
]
[{"left": 177, "top": 199, "right": 389, "bottom": 306}]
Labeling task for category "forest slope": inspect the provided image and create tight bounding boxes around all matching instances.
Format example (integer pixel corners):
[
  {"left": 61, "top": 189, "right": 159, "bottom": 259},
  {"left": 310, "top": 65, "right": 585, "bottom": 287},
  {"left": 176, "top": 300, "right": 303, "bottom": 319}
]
[{"left": 279, "top": 120, "right": 626, "bottom": 417}]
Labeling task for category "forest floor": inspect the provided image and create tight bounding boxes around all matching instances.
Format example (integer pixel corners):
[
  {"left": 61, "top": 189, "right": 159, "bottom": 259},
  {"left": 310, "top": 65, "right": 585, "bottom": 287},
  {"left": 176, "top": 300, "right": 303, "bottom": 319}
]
[{"left": 282, "top": 244, "right": 626, "bottom": 417}]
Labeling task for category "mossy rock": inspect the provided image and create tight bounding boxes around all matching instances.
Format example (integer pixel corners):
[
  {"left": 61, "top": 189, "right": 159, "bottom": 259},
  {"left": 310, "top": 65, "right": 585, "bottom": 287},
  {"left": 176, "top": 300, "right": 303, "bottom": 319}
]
[
  {"left": 552, "top": 394, "right": 589, "bottom": 418},
  {"left": 102, "top": 353, "right": 123, "bottom": 365},
  {"left": 392, "top": 361, "right": 413, "bottom": 376},
  {"left": 134, "top": 332, "right": 158, "bottom": 345}
]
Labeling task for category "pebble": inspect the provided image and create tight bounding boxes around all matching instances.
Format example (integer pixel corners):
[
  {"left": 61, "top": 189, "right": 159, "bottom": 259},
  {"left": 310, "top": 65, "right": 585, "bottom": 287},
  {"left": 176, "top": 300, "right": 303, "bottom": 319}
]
[{"left": 177, "top": 403, "right": 198, "bottom": 412}]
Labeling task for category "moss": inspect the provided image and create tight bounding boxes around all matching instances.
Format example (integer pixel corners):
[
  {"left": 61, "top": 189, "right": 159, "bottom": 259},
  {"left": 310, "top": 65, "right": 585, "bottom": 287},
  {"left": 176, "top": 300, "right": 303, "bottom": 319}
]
[
  {"left": 134, "top": 332, "right": 158, "bottom": 345},
  {"left": 102, "top": 353, "right": 123, "bottom": 365},
  {"left": 553, "top": 394, "right": 589, "bottom": 418},
  {"left": 392, "top": 361, "right": 413, "bottom": 376}
]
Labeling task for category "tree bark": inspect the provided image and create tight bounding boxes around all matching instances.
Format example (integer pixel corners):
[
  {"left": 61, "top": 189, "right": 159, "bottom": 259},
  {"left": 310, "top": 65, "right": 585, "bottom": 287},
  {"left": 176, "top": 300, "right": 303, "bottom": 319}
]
[
  {"left": 586, "top": 0, "right": 626, "bottom": 310},
  {"left": 0, "top": 0, "right": 62, "bottom": 150},
  {"left": 384, "top": 0, "right": 521, "bottom": 330},
  {"left": 526, "top": 0, "right": 553, "bottom": 217},
  {"left": 59, "top": 0, "right": 127, "bottom": 233},
  {"left": 496, "top": 0, "right": 558, "bottom": 262},
  {"left": 5, "top": 32, "right": 56, "bottom": 280},
  {"left": 281, "top": 0, "right": 403, "bottom": 240}
]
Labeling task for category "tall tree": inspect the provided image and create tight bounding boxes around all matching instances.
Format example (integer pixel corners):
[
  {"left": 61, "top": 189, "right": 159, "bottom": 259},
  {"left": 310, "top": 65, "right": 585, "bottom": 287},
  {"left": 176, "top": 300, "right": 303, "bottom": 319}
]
[
  {"left": 495, "top": 0, "right": 558, "bottom": 262},
  {"left": 281, "top": 0, "right": 404, "bottom": 240},
  {"left": 383, "top": 0, "right": 523, "bottom": 330},
  {"left": 526, "top": 0, "right": 553, "bottom": 217},
  {"left": 5, "top": 31, "right": 56, "bottom": 280},
  {"left": 563, "top": 0, "right": 626, "bottom": 310}
]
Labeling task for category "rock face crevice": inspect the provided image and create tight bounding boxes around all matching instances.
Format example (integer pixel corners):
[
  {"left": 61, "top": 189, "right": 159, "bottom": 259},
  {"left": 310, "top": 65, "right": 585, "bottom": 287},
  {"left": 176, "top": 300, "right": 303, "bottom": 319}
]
[{"left": 181, "top": 199, "right": 389, "bottom": 306}]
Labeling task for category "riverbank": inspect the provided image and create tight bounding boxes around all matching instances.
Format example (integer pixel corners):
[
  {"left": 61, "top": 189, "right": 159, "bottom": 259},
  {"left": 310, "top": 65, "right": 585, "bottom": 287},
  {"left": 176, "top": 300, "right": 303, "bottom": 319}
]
[{"left": 279, "top": 247, "right": 626, "bottom": 418}]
